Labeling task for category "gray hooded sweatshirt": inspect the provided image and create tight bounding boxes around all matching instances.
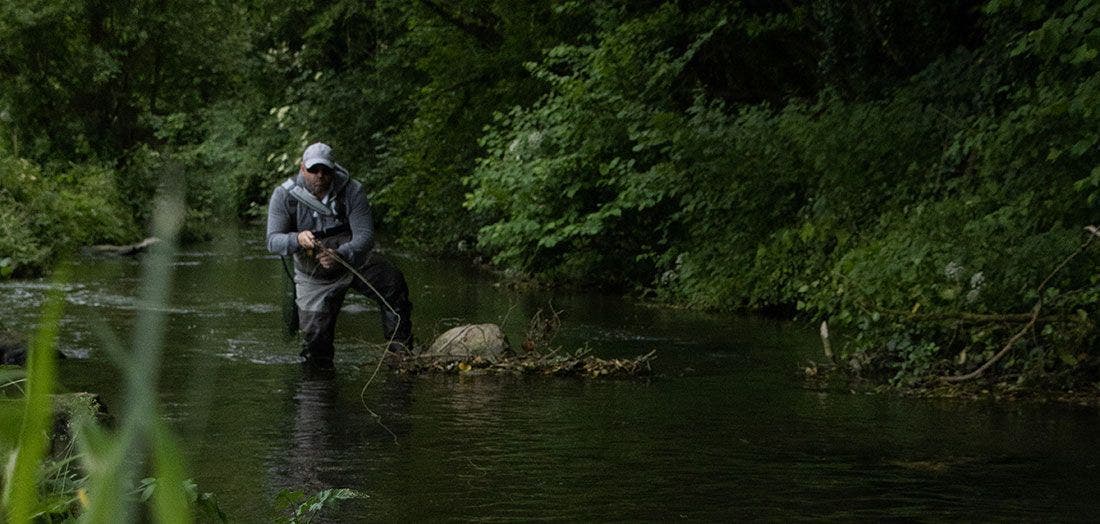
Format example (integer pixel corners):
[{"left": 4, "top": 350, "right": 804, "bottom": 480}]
[{"left": 265, "top": 164, "right": 375, "bottom": 280}]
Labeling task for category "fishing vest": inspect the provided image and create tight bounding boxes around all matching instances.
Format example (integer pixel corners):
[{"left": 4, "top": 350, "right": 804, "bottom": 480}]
[
  {"left": 280, "top": 177, "right": 348, "bottom": 230},
  {"left": 281, "top": 177, "right": 353, "bottom": 279}
]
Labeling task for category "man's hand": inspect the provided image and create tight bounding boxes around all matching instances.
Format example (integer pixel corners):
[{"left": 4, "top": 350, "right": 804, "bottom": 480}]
[
  {"left": 317, "top": 248, "right": 337, "bottom": 269},
  {"left": 297, "top": 230, "right": 316, "bottom": 250}
]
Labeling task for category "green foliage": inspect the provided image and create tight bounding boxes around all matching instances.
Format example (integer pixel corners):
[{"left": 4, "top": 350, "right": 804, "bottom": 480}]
[
  {"left": 467, "top": 0, "right": 1100, "bottom": 385},
  {"left": 0, "top": 0, "right": 262, "bottom": 245},
  {"left": 0, "top": 157, "right": 138, "bottom": 278},
  {"left": 468, "top": 4, "right": 733, "bottom": 285},
  {"left": 812, "top": 0, "right": 977, "bottom": 98},
  {"left": 359, "top": 0, "right": 568, "bottom": 250},
  {"left": 0, "top": 0, "right": 254, "bottom": 161},
  {"left": 273, "top": 488, "right": 362, "bottom": 524},
  {"left": 137, "top": 476, "right": 228, "bottom": 523}
]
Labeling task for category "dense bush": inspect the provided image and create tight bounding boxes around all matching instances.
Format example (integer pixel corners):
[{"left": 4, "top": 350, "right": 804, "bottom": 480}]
[
  {"left": 0, "top": 157, "right": 138, "bottom": 277},
  {"left": 467, "top": 0, "right": 1100, "bottom": 385}
]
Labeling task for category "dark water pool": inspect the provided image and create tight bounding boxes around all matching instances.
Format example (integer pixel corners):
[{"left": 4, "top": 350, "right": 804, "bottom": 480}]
[{"left": 2, "top": 236, "right": 1098, "bottom": 521}]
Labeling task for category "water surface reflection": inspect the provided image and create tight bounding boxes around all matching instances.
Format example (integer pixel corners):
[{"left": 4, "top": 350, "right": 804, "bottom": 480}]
[{"left": 0, "top": 238, "right": 1097, "bottom": 520}]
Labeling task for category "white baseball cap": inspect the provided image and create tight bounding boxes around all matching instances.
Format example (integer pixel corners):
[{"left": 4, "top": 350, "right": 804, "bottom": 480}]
[{"left": 302, "top": 142, "right": 334, "bottom": 170}]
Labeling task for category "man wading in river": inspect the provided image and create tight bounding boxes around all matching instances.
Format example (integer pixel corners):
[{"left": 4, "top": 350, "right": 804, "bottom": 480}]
[{"left": 266, "top": 142, "right": 413, "bottom": 368}]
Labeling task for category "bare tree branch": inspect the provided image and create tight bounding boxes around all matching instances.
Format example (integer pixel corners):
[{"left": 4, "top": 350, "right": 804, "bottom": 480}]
[{"left": 942, "top": 226, "right": 1098, "bottom": 383}]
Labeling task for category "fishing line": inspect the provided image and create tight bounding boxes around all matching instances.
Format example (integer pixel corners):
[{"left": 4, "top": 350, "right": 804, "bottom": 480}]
[{"left": 314, "top": 245, "right": 402, "bottom": 444}]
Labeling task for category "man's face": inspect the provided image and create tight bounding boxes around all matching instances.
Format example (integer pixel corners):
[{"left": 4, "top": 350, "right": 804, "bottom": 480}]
[{"left": 302, "top": 162, "right": 334, "bottom": 195}]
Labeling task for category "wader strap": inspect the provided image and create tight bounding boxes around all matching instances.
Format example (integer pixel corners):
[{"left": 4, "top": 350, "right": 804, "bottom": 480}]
[{"left": 284, "top": 177, "right": 337, "bottom": 217}]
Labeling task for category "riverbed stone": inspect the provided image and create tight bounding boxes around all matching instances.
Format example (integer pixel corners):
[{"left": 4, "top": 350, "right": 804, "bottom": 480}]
[
  {"left": 0, "top": 329, "right": 27, "bottom": 365},
  {"left": 0, "top": 329, "right": 67, "bottom": 366},
  {"left": 425, "top": 324, "right": 511, "bottom": 360}
]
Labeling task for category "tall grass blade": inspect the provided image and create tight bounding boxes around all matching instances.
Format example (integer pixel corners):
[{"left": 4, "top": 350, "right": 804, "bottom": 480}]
[
  {"left": 150, "top": 421, "right": 192, "bottom": 524},
  {"left": 81, "top": 179, "right": 187, "bottom": 523},
  {"left": 3, "top": 265, "right": 68, "bottom": 523}
]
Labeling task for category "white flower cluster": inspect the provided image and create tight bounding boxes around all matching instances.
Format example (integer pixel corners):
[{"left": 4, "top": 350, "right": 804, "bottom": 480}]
[
  {"left": 945, "top": 262, "right": 986, "bottom": 303},
  {"left": 966, "top": 271, "right": 985, "bottom": 304},
  {"left": 944, "top": 261, "right": 964, "bottom": 280},
  {"left": 969, "top": 272, "right": 985, "bottom": 289},
  {"left": 507, "top": 130, "right": 546, "bottom": 161}
]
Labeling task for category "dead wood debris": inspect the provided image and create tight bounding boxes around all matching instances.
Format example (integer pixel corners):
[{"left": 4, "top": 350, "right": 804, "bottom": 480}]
[
  {"left": 398, "top": 305, "right": 656, "bottom": 378},
  {"left": 394, "top": 348, "right": 657, "bottom": 378}
]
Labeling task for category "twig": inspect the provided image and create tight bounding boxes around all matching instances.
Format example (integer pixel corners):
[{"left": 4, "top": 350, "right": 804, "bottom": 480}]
[
  {"left": 499, "top": 302, "right": 518, "bottom": 332},
  {"left": 524, "top": 305, "right": 563, "bottom": 351},
  {"left": 942, "top": 305, "right": 1040, "bottom": 383},
  {"left": 942, "top": 226, "right": 1097, "bottom": 383}
]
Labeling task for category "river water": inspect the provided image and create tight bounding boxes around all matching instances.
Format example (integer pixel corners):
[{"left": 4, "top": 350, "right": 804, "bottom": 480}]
[{"left": 2, "top": 236, "right": 1098, "bottom": 520}]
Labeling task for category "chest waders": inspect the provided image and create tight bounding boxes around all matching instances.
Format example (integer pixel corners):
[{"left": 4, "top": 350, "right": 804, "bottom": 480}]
[{"left": 280, "top": 256, "right": 299, "bottom": 339}]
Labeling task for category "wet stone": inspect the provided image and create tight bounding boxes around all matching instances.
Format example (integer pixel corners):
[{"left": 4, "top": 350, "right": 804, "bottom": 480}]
[{"left": 424, "top": 323, "right": 511, "bottom": 360}]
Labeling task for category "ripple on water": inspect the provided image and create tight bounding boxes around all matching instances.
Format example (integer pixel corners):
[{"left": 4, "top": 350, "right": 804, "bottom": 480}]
[
  {"left": 241, "top": 254, "right": 282, "bottom": 261},
  {"left": 179, "top": 251, "right": 220, "bottom": 258},
  {"left": 216, "top": 301, "right": 278, "bottom": 315},
  {"left": 0, "top": 281, "right": 82, "bottom": 291},
  {"left": 581, "top": 325, "right": 679, "bottom": 343},
  {"left": 59, "top": 346, "right": 92, "bottom": 359},
  {"left": 66, "top": 289, "right": 137, "bottom": 309},
  {"left": 215, "top": 337, "right": 385, "bottom": 366},
  {"left": 341, "top": 303, "right": 377, "bottom": 314},
  {"left": 65, "top": 289, "right": 196, "bottom": 315},
  {"left": 218, "top": 338, "right": 302, "bottom": 365}
]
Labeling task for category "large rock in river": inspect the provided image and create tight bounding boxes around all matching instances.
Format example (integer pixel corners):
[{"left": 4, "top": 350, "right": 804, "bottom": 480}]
[{"left": 425, "top": 324, "right": 511, "bottom": 360}]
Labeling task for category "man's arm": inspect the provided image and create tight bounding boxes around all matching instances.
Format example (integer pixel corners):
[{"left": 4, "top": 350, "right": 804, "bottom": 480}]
[
  {"left": 335, "top": 182, "right": 375, "bottom": 267},
  {"left": 266, "top": 187, "right": 302, "bottom": 256}
]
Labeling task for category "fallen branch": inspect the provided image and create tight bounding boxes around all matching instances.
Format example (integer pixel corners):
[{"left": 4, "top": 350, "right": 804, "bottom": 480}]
[
  {"left": 942, "top": 226, "right": 1097, "bottom": 383},
  {"left": 87, "top": 237, "right": 159, "bottom": 256}
]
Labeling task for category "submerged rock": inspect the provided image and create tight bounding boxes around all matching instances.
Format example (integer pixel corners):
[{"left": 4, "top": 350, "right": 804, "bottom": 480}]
[
  {"left": 0, "top": 329, "right": 66, "bottom": 366},
  {"left": 424, "top": 324, "right": 511, "bottom": 360},
  {"left": 0, "top": 329, "right": 27, "bottom": 365}
]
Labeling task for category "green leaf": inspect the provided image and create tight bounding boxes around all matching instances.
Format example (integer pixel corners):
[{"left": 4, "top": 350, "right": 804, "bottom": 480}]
[
  {"left": 1068, "top": 44, "right": 1098, "bottom": 64},
  {"left": 141, "top": 482, "right": 156, "bottom": 502},
  {"left": 0, "top": 399, "right": 26, "bottom": 445},
  {"left": 274, "top": 489, "right": 305, "bottom": 511},
  {"left": 1069, "top": 135, "right": 1098, "bottom": 157},
  {"left": 151, "top": 421, "right": 193, "bottom": 524}
]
